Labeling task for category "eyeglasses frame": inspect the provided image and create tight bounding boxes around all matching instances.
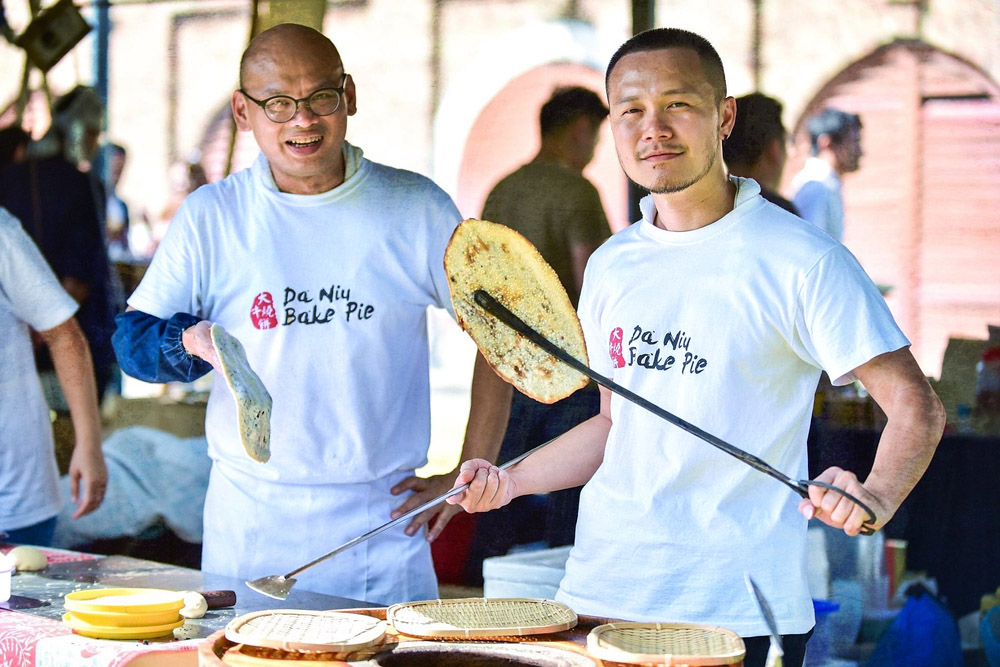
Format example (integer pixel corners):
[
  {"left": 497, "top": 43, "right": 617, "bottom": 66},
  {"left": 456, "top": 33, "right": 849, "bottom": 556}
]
[{"left": 240, "top": 73, "right": 349, "bottom": 123}]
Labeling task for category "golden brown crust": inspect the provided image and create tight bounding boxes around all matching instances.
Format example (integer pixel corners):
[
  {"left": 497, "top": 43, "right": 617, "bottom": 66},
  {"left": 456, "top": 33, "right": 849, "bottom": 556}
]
[{"left": 444, "top": 219, "right": 589, "bottom": 404}]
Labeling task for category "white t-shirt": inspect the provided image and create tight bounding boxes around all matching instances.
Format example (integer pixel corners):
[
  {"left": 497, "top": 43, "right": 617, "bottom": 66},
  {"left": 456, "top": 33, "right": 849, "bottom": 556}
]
[
  {"left": 557, "top": 177, "right": 907, "bottom": 636},
  {"left": 128, "top": 150, "right": 459, "bottom": 601},
  {"left": 791, "top": 157, "right": 844, "bottom": 242},
  {"left": 0, "top": 207, "right": 78, "bottom": 531}
]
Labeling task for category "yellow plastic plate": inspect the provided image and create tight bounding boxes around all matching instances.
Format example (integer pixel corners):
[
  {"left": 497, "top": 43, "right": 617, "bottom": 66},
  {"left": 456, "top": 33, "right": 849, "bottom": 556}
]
[
  {"left": 65, "top": 607, "right": 182, "bottom": 628},
  {"left": 63, "top": 613, "right": 184, "bottom": 640},
  {"left": 65, "top": 588, "right": 185, "bottom": 614}
]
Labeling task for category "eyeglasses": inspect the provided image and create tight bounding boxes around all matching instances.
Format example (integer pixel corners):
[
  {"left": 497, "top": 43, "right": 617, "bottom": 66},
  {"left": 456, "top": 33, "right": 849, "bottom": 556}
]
[{"left": 241, "top": 74, "right": 348, "bottom": 123}]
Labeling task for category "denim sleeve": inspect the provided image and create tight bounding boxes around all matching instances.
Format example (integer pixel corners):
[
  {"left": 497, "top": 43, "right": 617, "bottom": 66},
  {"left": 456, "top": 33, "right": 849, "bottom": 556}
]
[{"left": 112, "top": 309, "right": 213, "bottom": 383}]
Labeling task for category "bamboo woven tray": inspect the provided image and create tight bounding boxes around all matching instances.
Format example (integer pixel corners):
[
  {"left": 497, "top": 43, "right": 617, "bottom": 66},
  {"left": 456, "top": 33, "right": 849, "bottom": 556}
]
[
  {"left": 586, "top": 622, "right": 745, "bottom": 666},
  {"left": 387, "top": 597, "right": 578, "bottom": 639},
  {"left": 224, "top": 610, "right": 387, "bottom": 653}
]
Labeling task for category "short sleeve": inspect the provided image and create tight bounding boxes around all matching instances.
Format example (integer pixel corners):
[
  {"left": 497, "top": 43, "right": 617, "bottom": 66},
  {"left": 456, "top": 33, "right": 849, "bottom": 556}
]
[
  {"left": 791, "top": 245, "right": 909, "bottom": 385},
  {"left": 127, "top": 195, "right": 204, "bottom": 319},
  {"left": 423, "top": 185, "right": 463, "bottom": 317},
  {"left": 578, "top": 256, "right": 613, "bottom": 378},
  {"left": 0, "top": 208, "right": 78, "bottom": 331}
]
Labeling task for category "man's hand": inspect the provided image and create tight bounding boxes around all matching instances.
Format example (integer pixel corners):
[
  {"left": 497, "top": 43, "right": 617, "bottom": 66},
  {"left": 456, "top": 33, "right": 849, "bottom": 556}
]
[
  {"left": 798, "top": 465, "right": 890, "bottom": 536},
  {"left": 182, "top": 320, "right": 223, "bottom": 373},
  {"left": 390, "top": 471, "right": 465, "bottom": 542},
  {"left": 68, "top": 441, "right": 108, "bottom": 520},
  {"left": 445, "top": 459, "right": 517, "bottom": 514}
]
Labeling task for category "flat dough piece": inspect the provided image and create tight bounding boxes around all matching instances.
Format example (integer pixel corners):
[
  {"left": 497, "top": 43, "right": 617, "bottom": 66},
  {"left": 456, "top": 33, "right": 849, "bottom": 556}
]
[
  {"left": 211, "top": 324, "right": 272, "bottom": 463},
  {"left": 444, "top": 219, "right": 589, "bottom": 404}
]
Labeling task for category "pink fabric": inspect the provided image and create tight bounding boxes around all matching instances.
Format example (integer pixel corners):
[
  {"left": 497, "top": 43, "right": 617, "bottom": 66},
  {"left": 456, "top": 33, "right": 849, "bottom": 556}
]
[{"left": 0, "top": 611, "right": 72, "bottom": 667}]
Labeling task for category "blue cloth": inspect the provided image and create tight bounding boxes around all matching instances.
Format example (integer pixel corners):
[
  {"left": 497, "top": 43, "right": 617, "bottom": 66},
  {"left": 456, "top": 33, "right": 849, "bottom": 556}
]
[
  {"left": 4, "top": 517, "right": 57, "bottom": 547},
  {"left": 112, "top": 309, "right": 211, "bottom": 383},
  {"left": 52, "top": 426, "right": 211, "bottom": 547},
  {"left": 867, "top": 587, "right": 963, "bottom": 667}
]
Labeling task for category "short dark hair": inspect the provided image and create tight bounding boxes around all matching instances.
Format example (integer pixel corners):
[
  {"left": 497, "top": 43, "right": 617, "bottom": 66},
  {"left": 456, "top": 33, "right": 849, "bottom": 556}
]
[
  {"left": 723, "top": 93, "right": 785, "bottom": 168},
  {"left": 806, "top": 108, "right": 861, "bottom": 154},
  {"left": 605, "top": 28, "right": 727, "bottom": 103},
  {"left": 0, "top": 125, "right": 30, "bottom": 166},
  {"left": 539, "top": 86, "right": 608, "bottom": 136}
]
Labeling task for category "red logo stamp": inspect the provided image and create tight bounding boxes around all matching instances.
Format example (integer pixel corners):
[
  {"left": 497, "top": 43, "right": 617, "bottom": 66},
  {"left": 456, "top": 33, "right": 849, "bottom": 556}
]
[
  {"left": 609, "top": 327, "right": 626, "bottom": 368},
  {"left": 250, "top": 292, "right": 278, "bottom": 329}
]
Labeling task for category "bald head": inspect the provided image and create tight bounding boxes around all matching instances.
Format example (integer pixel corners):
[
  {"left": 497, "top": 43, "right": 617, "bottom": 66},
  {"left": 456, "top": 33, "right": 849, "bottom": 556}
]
[{"left": 239, "top": 24, "right": 343, "bottom": 90}]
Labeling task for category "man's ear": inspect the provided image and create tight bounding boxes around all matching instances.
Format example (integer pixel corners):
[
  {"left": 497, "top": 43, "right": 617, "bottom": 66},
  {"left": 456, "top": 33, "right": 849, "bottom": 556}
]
[
  {"left": 344, "top": 74, "right": 357, "bottom": 116},
  {"left": 816, "top": 133, "right": 834, "bottom": 152},
  {"left": 720, "top": 96, "right": 737, "bottom": 141},
  {"left": 232, "top": 90, "right": 252, "bottom": 132}
]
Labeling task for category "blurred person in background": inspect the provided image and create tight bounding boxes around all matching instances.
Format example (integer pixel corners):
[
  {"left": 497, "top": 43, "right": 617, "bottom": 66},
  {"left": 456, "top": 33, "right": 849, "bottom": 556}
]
[
  {"left": 103, "top": 142, "right": 132, "bottom": 259},
  {"left": 465, "top": 86, "right": 611, "bottom": 581},
  {"left": 790, "top": 108, "right": 863, "bottom": 242},
  {"left": 723, "top": 92, "right": 797, "bottom": 214}
]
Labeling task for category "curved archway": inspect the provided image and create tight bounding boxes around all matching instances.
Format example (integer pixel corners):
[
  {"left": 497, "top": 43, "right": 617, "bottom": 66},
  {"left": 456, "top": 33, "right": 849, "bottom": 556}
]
[
  {"left": 434, "top": 20, "right": 628, "bottom": 231},
  {"left": 782, "top": 39, "right": 1000, "bottom": 378}
]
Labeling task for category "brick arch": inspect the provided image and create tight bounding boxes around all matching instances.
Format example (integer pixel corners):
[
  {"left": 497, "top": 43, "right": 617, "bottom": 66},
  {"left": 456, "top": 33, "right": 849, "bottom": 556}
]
[
  {"left": 781, "top": 39, "right": 1000, "bottom": 377},
  {"left": 455, "top": 62, "right": 628, "bottom": 233}
]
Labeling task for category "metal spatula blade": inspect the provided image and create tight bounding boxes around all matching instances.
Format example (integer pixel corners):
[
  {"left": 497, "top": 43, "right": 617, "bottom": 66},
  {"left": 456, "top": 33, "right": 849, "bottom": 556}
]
[
  {"left": 745, "top": 573, "right": 783, "bottom": 667},
  {"left": 246, "top": 575, "right": 297, "bottom": 600}
]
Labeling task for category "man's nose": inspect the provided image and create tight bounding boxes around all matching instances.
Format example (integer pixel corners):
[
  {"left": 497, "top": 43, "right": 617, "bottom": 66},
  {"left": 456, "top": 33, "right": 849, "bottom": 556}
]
[
  {"left": 642, "top": 110, "right": 673, "bottom": 141},
  {"left": 289, "top": 100, "right": 319, "bottom": 125}
]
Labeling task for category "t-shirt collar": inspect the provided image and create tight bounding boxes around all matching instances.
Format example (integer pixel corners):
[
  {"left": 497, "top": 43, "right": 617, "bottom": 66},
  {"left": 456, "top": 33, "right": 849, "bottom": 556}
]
[
  {"left": 638, "top": 176, "right": 761, "bottom": 244},
  {"left": 254, "top": 140, "right": 365, "bottom": 197}
]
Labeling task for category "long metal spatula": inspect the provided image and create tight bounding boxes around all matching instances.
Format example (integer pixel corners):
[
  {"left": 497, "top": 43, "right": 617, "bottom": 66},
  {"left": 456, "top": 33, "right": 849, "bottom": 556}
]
[
  {"left": 473, "top": 289, "right": 877, "bottom": 534},
  {"left": 246, "top": 436, "right": 557, "bottom": 599}
]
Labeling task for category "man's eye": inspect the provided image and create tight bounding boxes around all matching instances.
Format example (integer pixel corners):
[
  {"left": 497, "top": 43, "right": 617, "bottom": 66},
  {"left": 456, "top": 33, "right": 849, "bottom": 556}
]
[
  {"left": 668, "top": 102, "right": 688, "bottom": 109},
  {"left": 267, "top": 98, "right": 293, "bottom": 110},
  {"left": 312, "top": 91, "right": 334, "bottom": 102}
]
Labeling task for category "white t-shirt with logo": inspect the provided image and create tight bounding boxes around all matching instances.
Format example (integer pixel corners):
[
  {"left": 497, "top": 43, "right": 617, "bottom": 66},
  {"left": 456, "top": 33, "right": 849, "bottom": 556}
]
[
  {"left": 0, "top": 207, "right": 78, "bottom": 531},
  {"left": 128, "top": 151, "right": 460, "bottom": 602},
  {"left": 556, "top": 177, "right": 907, "bottom": 635}
]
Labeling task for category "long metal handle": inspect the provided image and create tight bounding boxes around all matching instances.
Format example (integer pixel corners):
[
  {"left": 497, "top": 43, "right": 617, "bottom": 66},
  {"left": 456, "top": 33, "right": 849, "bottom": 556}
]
[
  {"left": 280, "top": 436, "right": 553, "bottom": 580},
  {"left": 472, "top": 290, "right": 877, "bottom": 533}
]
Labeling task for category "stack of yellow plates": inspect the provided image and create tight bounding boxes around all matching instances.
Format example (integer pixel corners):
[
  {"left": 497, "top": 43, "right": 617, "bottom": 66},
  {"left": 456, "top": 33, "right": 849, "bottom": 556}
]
[{"left": 63, "top": 588, "right": 186, "bottom": 639}]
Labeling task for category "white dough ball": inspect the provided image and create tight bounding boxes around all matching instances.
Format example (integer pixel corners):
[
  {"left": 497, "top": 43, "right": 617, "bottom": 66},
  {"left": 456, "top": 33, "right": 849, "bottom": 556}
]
[
  {"left": 7, "top": 546, "right": 47, "bottom": 571},
  {"left": 180, "top": 591, "right": 208, "bottom": 619}
]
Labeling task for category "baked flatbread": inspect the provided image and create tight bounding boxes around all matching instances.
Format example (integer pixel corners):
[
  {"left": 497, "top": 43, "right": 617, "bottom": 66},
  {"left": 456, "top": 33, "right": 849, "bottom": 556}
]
[
  {"left": 444, "top": 219, "right": 589, "bottom": 404},
  {"left": 210, "top": 324, "right": 272, "bottom": 463}
]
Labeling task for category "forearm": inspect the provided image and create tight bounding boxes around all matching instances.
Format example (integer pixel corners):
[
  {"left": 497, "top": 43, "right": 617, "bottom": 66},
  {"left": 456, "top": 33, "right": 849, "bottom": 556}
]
[
  {"left": 42, "top": 319, "right": 102, "bottom": 449},
  {"left": 864, "top": 381, "right": 944, "bottom": 513},
  {"left": 508, "top": 408, "right": 610, "bottom": 497},
  {"left": 112, "top": 308, "right": 212, "bottom": 383}
]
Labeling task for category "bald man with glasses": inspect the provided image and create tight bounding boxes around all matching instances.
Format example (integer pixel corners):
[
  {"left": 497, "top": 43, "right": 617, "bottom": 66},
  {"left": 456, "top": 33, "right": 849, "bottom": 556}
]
[{"left": 112, "top": 23, "right": 511, "bottom": 604}]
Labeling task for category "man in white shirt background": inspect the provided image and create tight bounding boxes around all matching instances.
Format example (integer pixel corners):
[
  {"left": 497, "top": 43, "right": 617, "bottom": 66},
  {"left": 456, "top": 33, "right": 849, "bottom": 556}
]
[{"left": 790, "top": 108, "right": 862, "bottom": 242}]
